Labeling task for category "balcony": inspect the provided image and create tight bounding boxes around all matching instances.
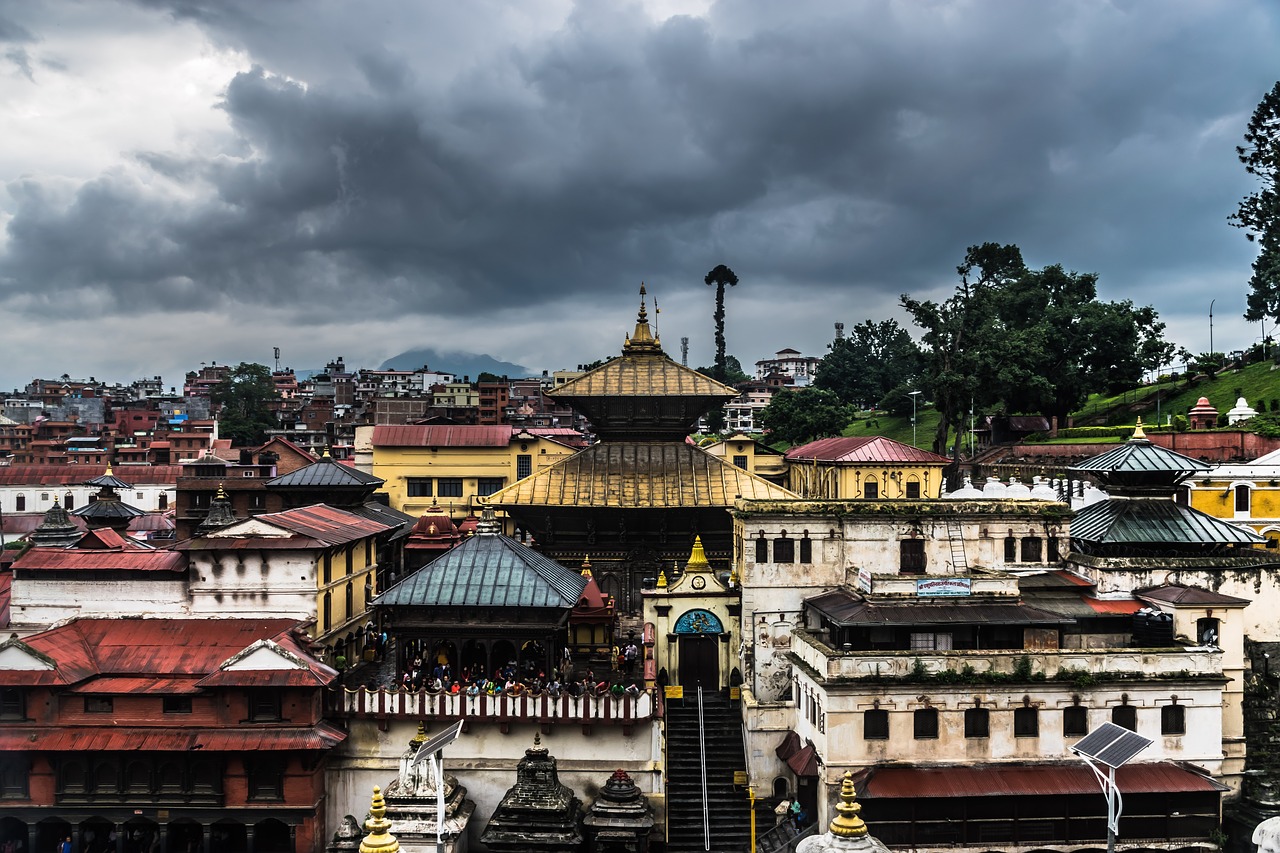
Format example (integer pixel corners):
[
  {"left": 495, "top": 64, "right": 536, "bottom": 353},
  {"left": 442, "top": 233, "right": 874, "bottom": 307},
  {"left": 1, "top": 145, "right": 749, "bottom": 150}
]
[
  {"left": 792, "top": 628, "right": 1223, "bottom": 682},
  {"left": 328, "top": 686, "right": 654, "bottom": 729}
]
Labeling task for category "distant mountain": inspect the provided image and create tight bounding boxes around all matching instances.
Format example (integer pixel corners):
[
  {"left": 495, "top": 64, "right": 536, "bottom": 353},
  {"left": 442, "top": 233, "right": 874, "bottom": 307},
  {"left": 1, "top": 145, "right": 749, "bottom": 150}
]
[{"left": 379, "top": 348, "right": 533, "bottom": 379}]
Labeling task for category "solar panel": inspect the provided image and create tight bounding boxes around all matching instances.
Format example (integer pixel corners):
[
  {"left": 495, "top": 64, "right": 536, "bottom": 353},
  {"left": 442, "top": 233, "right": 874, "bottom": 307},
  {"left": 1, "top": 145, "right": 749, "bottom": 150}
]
[
  {"left": 1071, "top": 721, "right": 1153, "bottom": 769},
  {"left": 410, "top": 720, "right": 465, "bottom": 767}
]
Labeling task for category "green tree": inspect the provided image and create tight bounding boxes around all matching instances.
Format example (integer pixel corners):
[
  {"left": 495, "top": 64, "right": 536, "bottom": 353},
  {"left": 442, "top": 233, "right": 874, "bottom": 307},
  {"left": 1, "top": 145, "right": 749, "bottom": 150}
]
[
  {"left": 696, "top": 355, "right": 750, "bottom": 385},
  {"left": 815, "top": 319, "right": 922, "bottom": 408},
  {"left": 904, "top": 244, "right": 1171, "bottom": 457},
  {"left": 756, "top": 388, "right": 854, "bottom": 446},
  {"left": 704, "top": 264, "right": 740, "bottom": 433},
  {"left": 902, "top": 243, "right": 1023, "bottom": 455},
  {"left": 211, "top": 362, "right": 280, "bottom": 447},
  {"left": 1233, "top": 82, "right": 1280, "bottom": 325}
]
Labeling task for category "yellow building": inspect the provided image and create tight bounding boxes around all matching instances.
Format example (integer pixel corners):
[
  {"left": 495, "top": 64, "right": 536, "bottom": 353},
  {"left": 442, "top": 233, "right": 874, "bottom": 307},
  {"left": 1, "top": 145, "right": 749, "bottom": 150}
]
[
  {"left": 784, "top": 435, "right": 950, "bottom": 499},
  {"left": 1188, "top": 447, "right": 1280, "bottom": 548},
  {"left": 700, "top": 432, "right": 788, "bottom": 485},
  {"left": 180, "top": 503, "right": 388, "bottom": 662},
  {"left": 355, "top": 424, "right": 584, "bottom": 520}
]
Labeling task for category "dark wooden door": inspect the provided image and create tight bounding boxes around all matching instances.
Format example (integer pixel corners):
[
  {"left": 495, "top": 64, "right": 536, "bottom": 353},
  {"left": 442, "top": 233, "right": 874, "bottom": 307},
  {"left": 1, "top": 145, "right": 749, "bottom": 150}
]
[{"left": 678, "top": 636, "right": 719, "bottom": 689}]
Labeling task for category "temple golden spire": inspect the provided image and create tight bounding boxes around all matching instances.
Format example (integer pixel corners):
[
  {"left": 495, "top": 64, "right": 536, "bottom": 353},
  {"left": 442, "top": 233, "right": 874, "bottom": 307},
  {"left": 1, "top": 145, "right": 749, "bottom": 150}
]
[
  {"left": 359, "top": 787, "right": 399, "bottom": 853},
  {"left": 829, "top": 771, "right": 868, "bottom": 837},
  {"left": 623, "top": 284, "right": 662, "bottom": 355},
  {"left": 580, "top": 555, "right": 593, "bottom": 577},
  {"left": 685, "top": 536, "right": 710, "bottom": 572},
  {"left": 1132, "top": 417, "right": 1146, "bottom": 440},
  {"left": 411, "top": 721, "right": 427, "bottom": 745},
  {"left": 215, "top": 484, "right": 228, "bottom": 501}
]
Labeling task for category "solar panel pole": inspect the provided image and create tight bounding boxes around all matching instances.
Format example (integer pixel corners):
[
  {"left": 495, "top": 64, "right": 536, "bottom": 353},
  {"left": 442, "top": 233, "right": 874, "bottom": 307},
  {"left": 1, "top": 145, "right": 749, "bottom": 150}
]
[{"left": 1071, "top": 722, "right": 1152, "bottom": 853}]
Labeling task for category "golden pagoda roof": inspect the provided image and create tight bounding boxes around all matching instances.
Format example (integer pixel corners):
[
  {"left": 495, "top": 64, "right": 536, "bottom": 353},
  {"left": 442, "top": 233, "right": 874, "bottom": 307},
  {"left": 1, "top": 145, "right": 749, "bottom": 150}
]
[
  {"left": 550, "top": 287, "right": 737, "bottom": 401},
  {"left": 488, "top": 441, "right": 799, "bottom": 508},
  {"left": 550, "top": 353, "right": 738, "bottom": 399}
]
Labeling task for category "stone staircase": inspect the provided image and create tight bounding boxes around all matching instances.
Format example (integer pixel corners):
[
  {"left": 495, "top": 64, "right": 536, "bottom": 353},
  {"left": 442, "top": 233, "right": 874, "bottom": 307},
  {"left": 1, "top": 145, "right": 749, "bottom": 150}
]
[{"left": 664, "top": 689, "right": 752, "bottom": 853}]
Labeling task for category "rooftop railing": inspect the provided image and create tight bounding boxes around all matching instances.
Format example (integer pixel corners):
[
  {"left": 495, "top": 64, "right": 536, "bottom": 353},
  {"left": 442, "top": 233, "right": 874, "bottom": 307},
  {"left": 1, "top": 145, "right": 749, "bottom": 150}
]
[{"left": 327, "top": 686, "right": 655, "bottom": 726}]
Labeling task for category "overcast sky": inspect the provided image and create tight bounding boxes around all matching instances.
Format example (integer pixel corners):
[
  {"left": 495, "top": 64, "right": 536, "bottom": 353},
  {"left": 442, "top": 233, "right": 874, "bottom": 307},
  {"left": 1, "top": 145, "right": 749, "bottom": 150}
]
[{"left": 1, "top": 0, "right": 1277, "bottom": 391}]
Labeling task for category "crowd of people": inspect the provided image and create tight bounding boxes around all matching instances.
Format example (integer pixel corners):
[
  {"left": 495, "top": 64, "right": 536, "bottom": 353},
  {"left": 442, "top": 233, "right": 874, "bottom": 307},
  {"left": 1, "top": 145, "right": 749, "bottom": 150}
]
[{"left": 389, "top": 656, "right": 644, "bottom": 698}]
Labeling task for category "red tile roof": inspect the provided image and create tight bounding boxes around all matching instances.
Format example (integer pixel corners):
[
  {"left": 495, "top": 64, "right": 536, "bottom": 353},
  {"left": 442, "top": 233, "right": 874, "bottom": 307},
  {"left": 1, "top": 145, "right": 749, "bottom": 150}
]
[
  {"left": 785, "top": 436, "right": 951, "bottom": 464},
  {"left": 0, "top": 465, "right": 184, "bottom": 485},
  {"left": 864, "top": 762, "right": 1226, "bottom": 798}
]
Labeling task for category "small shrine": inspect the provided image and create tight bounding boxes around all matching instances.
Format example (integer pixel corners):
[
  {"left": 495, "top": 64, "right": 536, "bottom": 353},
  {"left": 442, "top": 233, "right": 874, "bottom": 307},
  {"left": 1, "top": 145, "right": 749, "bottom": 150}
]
[
  {"left": 378, "top": 723, "right": 475, "bottom": 853},
  {"left": 196, "top": 485, "right": 238, "bottom": 535},
  {"left": 1188, "top": 396, "right": 1219, "bottom": 430},
  {"left": 1228, "top": 396, "right": 1260, "bottom": 425},
  {"left": 71, "top": 466, "right": 144, "bottom": 533},
  {"left": 479, "top": 734, "right": 584, "bottom": 853},
  {"left": 568, "top": 557, "right": 615, "bottom": 657},
  {"left": 27, "top": 498, "right": 81, "bottom": 548},
  {"left": 642, "top": 536, "right": 739, "bottom": 692},
  {"left": 796, "top": 772, "right": 889, "bottom": 853},
  {"left": 582, "top": 769, "right": 654, "bottom": 853},
  {"left": 404, "top": 506, "right": 463, "bottom": 572}
]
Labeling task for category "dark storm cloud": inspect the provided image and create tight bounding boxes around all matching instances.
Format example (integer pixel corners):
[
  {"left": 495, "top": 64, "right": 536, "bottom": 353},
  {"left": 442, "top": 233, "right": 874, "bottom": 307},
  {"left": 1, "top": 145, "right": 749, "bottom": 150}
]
[{"left": 1, "top": 0, "right": 1277, "bottom": 330}]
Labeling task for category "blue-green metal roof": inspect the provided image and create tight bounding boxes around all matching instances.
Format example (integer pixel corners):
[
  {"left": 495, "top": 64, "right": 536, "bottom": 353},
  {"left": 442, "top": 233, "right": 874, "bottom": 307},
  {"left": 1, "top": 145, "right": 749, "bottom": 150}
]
[
  {"left": 1069, "top": 438, "right": 1211, "bottom": 476},
  {"left": 373, "top": 532, "right": 587, "bottom": 609},
  {"left": 1070, "top": 499, "right": 1264, "bottom": 545},
  {"left": 265, "top": 457, "right": 384, "bottom": 489}
]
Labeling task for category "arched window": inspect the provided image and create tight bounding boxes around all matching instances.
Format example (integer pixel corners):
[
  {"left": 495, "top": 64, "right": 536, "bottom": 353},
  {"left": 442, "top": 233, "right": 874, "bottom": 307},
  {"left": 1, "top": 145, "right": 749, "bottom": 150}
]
[
  {"left": 323, "top": 592, "right": 332, "bottom": 632},
  {"left": 1161, "top": 702, "right": 1185, "bottom": 735},
  {"left": 754, "top": 537, "right": 768, "bottom": 563},
  {"left": 1236, "top": 484, "right": 1252, "bottom": 514},
  {"left": 863, "top": 708, "right": 889, "bottom": 740},
  {"left": 863, "top": 478, "right": 879, "bottom": 500},
  {"left": 14, "top": 495, "right": 24, "bottom": 512},
  {"left": 1063, "top": 705, "right": 1088, "bottom": 737},
  {"left": 158, "top": 493, "right": 168, "bottom": 510},
  {"left": 63, "top": 493, "right": 74, "bottom": 511},
  {"left": 345, "top": 582, "right": 354, "bottom": 618}
]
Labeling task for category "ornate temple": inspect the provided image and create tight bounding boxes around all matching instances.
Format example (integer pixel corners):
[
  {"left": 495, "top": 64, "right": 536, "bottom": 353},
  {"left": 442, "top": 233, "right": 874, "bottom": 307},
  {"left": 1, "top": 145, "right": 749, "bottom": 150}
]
[
  {"left": 379, "top": 724, "right": 475, "bottom": 853},
  {"left": 582, "top": 769, "right": 654, "bottom": 853},
  {"left": 490, "top": 288, "right": 797, "bottom": 612}
]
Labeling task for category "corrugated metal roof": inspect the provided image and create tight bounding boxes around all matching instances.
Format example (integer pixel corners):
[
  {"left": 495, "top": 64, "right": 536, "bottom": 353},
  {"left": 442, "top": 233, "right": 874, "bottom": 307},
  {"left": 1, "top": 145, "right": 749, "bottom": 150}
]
[
  {"left": 258, "top": 504, "right": 389, "bottom": 546},
  {"left": 1069, "top": 499, "right": 1265, "bottom": 545},
  {"left": 68, "top": 676, "right": 203, "bottom": 694},
  {"left": 806, "top": 588, "right": 1071, "bottom": 626},
  {"left": 265, "top": 457, "right": 384, "bottom": 489},
  {"left": 0, "top": 722, "right": 346, "bottom": 752},
  {"left": 1, "top": 511, "right": 173, "bottom": 536},
  {"left": 550, "top": 353, "right": 738, "bottom": 400},
  {"left": 488, "top": 441, "right": 798, "bottom": 508},
  {"left": 785, "top": 436, "right": 951, "bottom": 464},
  {"left": 371, "top": 425, "right": 518, "bottom": 447},
  {"left": 863, "top": 762, "right": 1226, "bottom": 799},
  {"left": 1083, "top": 597, "right": 1142, "bottom": 614},
  {"left": 0, "top": 465, "right": 184, "bottom": 485},
  {"left": 1070, "top": 438, "right": 1212, "bottom": 475},
  {"left": 70, "top": 500, "right": 146, "bottom": 520},
  {"left": 11, "top": 618, "right": 304, "bottom": 685},
  {"left": 1136, "top": 584, "right": 1251, "bottom": 607},
  {"left": 374, "top": 532, "right": 587, "bottom": 609},
  {"left": 12, "top": 548, "right": 185, "bottom": 573}
]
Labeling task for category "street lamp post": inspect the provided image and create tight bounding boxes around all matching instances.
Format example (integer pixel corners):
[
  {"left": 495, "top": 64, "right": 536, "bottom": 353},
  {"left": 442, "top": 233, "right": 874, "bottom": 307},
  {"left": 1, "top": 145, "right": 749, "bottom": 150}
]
[
  {"left": 909, "top": 391, "right": 922, "bottom": 447},
  {"left": 1210, "top": 299, "right": 1215, "bottom": 361}
]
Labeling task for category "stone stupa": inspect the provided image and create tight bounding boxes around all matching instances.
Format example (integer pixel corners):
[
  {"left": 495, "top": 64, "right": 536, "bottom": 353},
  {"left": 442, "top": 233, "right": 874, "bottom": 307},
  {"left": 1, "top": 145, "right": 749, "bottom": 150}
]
[{"left": 480, "top": 734, "right": 583, "bottom": 853}]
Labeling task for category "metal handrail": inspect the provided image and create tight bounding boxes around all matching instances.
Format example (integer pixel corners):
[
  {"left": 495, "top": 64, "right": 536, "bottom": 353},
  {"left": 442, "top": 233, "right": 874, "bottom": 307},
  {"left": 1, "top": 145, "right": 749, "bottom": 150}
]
[{"left": 698, "top": 685, "right": 710, "bottom": 852}]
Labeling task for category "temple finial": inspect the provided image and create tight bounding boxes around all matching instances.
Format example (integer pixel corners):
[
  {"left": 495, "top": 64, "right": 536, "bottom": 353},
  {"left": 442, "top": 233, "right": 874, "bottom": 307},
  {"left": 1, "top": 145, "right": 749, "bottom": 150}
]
[
  {"left": 1132, "top": 417, "right": 1146, "bottom": 440},
  {"left": 359, "top": 787, "right": 399, "bottom": 853},
  {"left": 829, "top": 771, "right": 868, "bottom": 837}
]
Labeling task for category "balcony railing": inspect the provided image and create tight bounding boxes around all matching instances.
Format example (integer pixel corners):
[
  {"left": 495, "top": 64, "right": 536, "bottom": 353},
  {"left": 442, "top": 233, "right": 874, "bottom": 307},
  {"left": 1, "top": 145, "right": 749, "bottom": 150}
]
[
  {"left": 792, "top": 629, "right": 1223, "bottom": 681},
  {"left": 328, "top": 686, "right": 655, "bottom": 726}
]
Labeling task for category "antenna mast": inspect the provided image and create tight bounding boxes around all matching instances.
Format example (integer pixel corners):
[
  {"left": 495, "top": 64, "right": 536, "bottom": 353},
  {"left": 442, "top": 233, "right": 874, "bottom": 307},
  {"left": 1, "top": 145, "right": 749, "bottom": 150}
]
[{"left": 680, "top": 337, "right": 689, "bottom": 366}]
